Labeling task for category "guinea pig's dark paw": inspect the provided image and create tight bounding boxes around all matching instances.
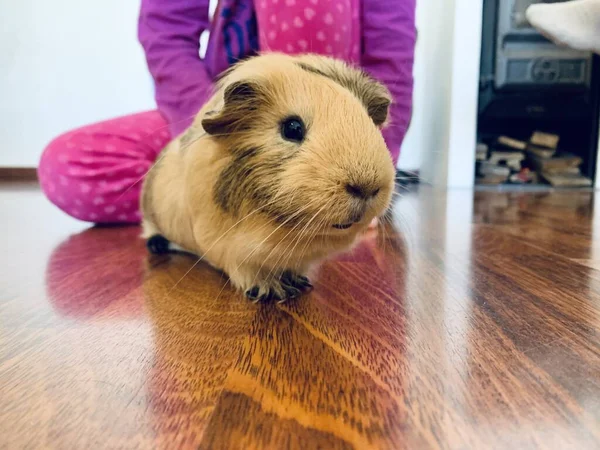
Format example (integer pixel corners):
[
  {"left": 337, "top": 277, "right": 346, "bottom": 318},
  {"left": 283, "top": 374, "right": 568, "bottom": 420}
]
[
  {"left": 245, "top": 285, "right": 283, "bottom": 303},
  {"left": 245, "top": 273, "right": 311, "bottom": 303},
  {"left": 280, "top": 283, "right": 302, "bottom": 301},
  {"left": 147, "top": 234, "right": 170, "bottom": 255},
  {"left": 281, "top": 271, "right": 313, "bottom": 292},
  {"left": 245, "top": 286, "right": 261, "bottom": 301}
]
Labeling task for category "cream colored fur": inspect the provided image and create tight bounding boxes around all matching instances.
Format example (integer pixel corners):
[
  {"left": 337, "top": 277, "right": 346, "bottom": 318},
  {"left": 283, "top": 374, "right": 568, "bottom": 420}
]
[{"left": 141, "top": 53, "right": 395, "bottom": 300}]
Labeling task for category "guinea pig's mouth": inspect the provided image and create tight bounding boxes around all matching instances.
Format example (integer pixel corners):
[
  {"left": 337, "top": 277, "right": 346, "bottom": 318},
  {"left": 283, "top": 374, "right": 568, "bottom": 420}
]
[{"left": 332, "top": 223, "right": 353, "bottom": 230}]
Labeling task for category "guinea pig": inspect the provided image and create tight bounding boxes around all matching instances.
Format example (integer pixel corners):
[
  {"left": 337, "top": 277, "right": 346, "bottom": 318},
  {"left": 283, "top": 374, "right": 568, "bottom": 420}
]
[{"left": 141, "top": 53, "right": 396, "bottom": 302}]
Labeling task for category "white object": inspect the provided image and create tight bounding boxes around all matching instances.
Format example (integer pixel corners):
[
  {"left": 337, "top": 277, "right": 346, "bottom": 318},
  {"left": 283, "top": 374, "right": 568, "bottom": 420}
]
[
  {"left": 0, "top": 0, "right": 155, "bottom": 167},
  {"left": 416, "top": 0, "right": 483, "bottom": 187},
  {"left": 526, "top": 0, "right": 600, "bottom": 55}
]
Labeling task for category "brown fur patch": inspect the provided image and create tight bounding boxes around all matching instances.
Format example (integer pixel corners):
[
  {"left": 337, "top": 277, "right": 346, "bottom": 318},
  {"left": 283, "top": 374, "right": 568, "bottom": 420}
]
[
  {"left": 202, "top": 81, "right": 271, "bottom": 136},
  {"left": 295, "top": 59, "right": 391, "bottom": 126},
  {"left": 295, "top": 62, "right": 329, "bottom": 78},
  {"left": 213, "top": 145, "right": 302, "bottom": 225},
  {"left": 213, "top": 146, "right": 265, "bottom": 213}
]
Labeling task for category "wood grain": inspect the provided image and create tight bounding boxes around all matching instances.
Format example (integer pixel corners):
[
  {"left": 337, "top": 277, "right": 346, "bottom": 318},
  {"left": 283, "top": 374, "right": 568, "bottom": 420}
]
[{"left": 0, "top": 185, "right": 599, "bottom": 449}]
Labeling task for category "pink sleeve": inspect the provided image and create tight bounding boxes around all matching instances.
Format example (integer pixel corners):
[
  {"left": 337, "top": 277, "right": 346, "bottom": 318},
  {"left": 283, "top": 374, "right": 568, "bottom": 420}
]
[
  {"left": 361, "top": 0, "right": 416, "bottom": 164},
  {"left": 138, "top": 0, "right": 214, "bottom": 137}
]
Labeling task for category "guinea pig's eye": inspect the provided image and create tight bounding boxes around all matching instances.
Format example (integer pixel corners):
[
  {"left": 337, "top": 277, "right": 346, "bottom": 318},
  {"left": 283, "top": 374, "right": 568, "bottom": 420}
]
[{"left": 280, "top": 117, "right": 305, "bottom": 143}]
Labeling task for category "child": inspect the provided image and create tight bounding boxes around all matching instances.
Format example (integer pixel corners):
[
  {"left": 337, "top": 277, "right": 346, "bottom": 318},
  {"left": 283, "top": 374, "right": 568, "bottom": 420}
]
[{"left": 38, "top": 0, "right": 416, "bottom": 223}]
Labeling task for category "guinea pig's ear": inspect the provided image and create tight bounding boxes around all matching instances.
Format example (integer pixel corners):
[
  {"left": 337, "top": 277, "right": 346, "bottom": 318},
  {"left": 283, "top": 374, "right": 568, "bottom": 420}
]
[
  {"left": 337, "top": 69, "right": 392, "bottom": 127},
  {"left": 202, "top": 80, "right": 266, "bottom": 136},
  {"left": 360, "top": 80, "right": 392, "bottom": 127}
]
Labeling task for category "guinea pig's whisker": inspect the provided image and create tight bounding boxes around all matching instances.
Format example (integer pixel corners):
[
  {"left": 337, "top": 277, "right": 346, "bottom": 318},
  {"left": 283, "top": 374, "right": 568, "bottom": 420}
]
[
  {"left": 280, "top": 225, "right": 311, "bottom": 273},
  {"left": 168, "top": 196, "right": 286, "bottom": 291},
  {"left": 291, "top": 201, "right": 333, "bottom": 268},
  {"left": 244, "top": 202, "right": 319, "bottom": 294},
  {"left": 289, "top": 219, "right": 324, "bottom": 272},
  {"left": 393, "top": 185, "right": 415, "bottom": 193},
  {"left": 262, "top": 201, "right": 331, "bottom": 285},
  {"left": 271, "top": 184, "right": 299, "bottom": 206},
  {"left": 179, "top": 133, "right": 208, "bottom": 151},
  {"left": 210, "top": 273, "right": 235, "bottom": 306},
  {"left": 259, "top": 196, "right": 330, "bottom": 282},
  {"left": 396, "top": 170, "right": 419, "bottom": 176},
  {"left": 393, "top": 190, "right": 410, "bottom": 199},
  {"left": 394, "top": 185, "right": 412, "bottom": 193},
  {"left": 310, "top": 213, "right": 333, "bottom": 256},
  {"left": 235, "top": 198, "right": 320, "bottom": 275},
  {"left": 383, "top": 123, "right": 410, "bottom": 133},
  {"left": 274, "top": 201, "right": 330, "bottom": 273},
  {"left": 250, "top": 217, "right": 306, "bottom": 290},
  {"left": 392, "top": 211, "right": 417, "bottom": 250},
  {"left": 378, "top": 214, "right": 392, "bottom": 254},
  {"left": 250, "top": 192, "right": 310, "bottom": 281},
  {"left": 304, "top": 220, "right": 330, "bottom": 272},
  {"left": 284, "top": 201, "right": 333, "bottom": 265},
  {"left": 280, "top": 200, "right": 333, "bottom": 274},
  {"left": 140, "top": 112, "right": 198, "bottom": 138}
]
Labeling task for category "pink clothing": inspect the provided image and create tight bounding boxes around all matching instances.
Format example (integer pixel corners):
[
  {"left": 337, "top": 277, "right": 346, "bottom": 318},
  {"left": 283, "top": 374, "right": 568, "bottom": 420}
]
[
  {"left": 40, "top": 0, "right": 416, "bottom": 224},
  {"left": 138, "top": 0, "right": 416, "bottom": 158},
  {"left": 38, "top": 111, "right": 169, "bottom": 223},
  {"left": 254, "top": 0, "right": 361, "bottom": 64}
]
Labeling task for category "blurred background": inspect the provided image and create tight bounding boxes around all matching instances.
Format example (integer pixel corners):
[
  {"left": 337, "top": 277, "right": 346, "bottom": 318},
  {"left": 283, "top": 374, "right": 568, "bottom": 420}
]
[
  {"left": 4, "top": 0, "right": 596, "bottom": 188},
  {"left": 0, "top": 0, "right": 428, "bottom": 173},
  {"left": 0, "top": 0, "right": 154, "bottom": 167}
]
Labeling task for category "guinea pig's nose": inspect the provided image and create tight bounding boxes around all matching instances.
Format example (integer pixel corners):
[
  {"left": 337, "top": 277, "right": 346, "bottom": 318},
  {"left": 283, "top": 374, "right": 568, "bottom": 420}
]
[{"left": 345, "top": 184, "right": 380, "bottom": 200}]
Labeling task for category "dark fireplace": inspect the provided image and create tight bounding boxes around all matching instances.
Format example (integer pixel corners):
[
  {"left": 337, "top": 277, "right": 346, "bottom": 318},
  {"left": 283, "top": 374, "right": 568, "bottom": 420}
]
[{"left": 477, "top": 0, "right": 600, "bottom": 187}]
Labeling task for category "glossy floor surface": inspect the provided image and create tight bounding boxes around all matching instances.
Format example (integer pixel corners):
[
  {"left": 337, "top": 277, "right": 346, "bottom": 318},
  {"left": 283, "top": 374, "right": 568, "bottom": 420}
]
[{"left": 1, "top": 183, "right": 599, "bottom": 449}]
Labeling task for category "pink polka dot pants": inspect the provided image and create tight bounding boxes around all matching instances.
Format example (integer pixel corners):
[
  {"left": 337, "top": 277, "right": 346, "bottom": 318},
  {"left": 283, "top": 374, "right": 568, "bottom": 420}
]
[{"left": 38, "top": 111, "right": 170, "bottom": 224}]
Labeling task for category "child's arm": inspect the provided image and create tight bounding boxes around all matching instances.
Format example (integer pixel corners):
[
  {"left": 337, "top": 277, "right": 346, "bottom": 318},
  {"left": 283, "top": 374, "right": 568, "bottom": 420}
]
[
  {"left": 138, "top": 0, "right": 213, "bottom": 137},
  {"left": 362, "top": 0, "right": 416, "bottom": 164}
]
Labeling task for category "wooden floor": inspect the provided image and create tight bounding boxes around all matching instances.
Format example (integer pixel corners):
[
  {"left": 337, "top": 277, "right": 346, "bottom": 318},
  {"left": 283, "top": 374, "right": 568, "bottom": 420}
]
[{"left": 1, "top": 183, "right": 599, "bottom": 449}]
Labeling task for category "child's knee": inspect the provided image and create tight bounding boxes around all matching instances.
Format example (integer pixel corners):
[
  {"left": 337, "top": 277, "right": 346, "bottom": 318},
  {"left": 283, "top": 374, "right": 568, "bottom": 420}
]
[
  {"left": 39, "top": 134, "right": 70, "bottom": 197},
  {"left": 38, "top": 134, "right": 92, "bottom": 222},
  {"left": 38, "top": 133, "right": 145, "bottom": 224},
  {"left": 39, "top": 133, "right": 67, "bottom": 173}
]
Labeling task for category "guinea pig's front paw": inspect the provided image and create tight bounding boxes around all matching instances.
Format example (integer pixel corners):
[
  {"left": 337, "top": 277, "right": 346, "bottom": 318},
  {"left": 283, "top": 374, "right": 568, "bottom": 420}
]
[
  {"left": 281, "top": 270, "right": 313, "bottom": 292},
  {"left": 245, "top": 271, "right": 312, "bottom": 303},
  {"left": 146, "top": 234, "right": 170, "bottom": 255}
]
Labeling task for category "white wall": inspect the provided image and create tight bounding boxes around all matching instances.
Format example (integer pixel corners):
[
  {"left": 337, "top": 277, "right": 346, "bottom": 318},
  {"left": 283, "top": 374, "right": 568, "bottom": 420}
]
[
  {"left": 442, "top": 0, "right": 482, "bottom": 188},
  {"left": 415, "top": 0, "right": 457, "bottom": 185},
  {"left": 400, "top": 0, "right": 481, "bottom": 188},
  {"left": 397, "top": 0, "right": 427, "bottom": 172},
  {"left": 0, "top": 0, "right": 155, "bottom": 167}
]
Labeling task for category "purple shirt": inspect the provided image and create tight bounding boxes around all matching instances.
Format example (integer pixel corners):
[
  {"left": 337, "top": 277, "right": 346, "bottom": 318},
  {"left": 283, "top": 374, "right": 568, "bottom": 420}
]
[{"left": 138, "top": 0, "right": 415, "bottom": 162}]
